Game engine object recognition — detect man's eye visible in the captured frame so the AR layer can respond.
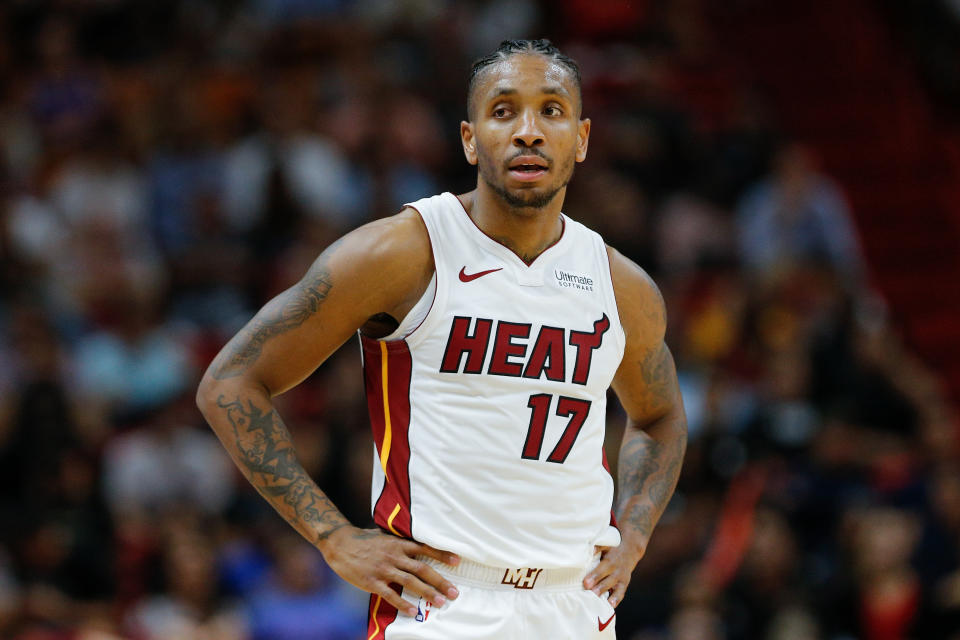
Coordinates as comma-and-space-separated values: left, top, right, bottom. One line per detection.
544, 106, 562, 116
493, 107, 510, 117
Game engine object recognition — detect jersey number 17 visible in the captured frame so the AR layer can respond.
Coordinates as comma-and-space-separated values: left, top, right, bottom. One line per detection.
521, 394, 592, 464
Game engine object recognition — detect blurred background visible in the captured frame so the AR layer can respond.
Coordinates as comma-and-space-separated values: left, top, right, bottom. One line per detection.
1, 0, 959, 638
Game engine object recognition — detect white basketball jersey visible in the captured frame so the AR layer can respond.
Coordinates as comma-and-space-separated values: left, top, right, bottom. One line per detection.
361, 192, 625, 570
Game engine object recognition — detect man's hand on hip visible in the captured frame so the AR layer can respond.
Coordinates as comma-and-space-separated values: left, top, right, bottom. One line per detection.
583, 542, 644, 608
319, 526, 461, 616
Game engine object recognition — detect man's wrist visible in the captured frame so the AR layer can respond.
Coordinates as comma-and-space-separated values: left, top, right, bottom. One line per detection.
315, 521, 351, 555
618, 528, 649, 564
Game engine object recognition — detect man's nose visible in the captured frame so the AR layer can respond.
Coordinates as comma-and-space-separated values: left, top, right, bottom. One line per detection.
512, 110, 544, 147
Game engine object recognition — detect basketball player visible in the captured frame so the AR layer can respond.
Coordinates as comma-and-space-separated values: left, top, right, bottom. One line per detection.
197, 39, 687, 639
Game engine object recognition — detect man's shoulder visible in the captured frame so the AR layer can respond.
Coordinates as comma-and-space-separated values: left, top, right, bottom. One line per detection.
605, 247, 660, 297
303, 207, 434, 307
605, 246, 666, 344
298, 207, 434, 325
346, 206, 432, 264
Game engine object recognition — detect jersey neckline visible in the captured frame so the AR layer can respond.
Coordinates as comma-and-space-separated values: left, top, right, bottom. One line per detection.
444, 191, 569, 269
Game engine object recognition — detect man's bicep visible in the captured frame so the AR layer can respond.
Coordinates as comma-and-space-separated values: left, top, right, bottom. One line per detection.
611, 340, 681, 426
607, 247, 681, 426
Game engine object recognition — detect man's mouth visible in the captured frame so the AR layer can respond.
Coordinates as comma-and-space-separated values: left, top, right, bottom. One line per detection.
511, 163, 547, 172
508, 156, 549, 181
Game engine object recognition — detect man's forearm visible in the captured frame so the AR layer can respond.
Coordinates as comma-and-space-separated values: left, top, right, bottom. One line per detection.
197, 381, 349, 544
615, 409, 687, 556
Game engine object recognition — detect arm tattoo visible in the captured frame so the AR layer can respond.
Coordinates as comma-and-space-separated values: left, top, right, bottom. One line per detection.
350, 529, 386, 540
636, 342, 673, 418
616, 342, 686, 545
215, 395, 347, 542
316, 523, 348, 542
617, 431, 684, 540
210, 251, 336, 380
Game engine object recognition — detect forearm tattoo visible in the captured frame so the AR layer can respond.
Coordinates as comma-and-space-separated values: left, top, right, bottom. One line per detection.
617, 343, 686, 542
215, 395, 347, 541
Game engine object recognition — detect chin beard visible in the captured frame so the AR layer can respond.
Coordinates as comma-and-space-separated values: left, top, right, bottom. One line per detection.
482, 174, 569, 210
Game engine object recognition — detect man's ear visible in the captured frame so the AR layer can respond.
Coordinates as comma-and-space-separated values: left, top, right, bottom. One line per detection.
461, 121, 478, 166
576, 118, 590, 163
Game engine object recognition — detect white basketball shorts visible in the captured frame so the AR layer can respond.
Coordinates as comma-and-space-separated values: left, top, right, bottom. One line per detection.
366, 555, 617, 639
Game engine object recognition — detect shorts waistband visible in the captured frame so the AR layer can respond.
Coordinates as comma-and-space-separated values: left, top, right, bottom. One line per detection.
416, 555, 597, 592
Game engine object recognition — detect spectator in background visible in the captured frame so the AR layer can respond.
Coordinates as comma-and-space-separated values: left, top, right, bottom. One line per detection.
0, 305, 116, 638
124, 526, 246, 640
0, 305, 81, 517
244, 533, 366, 640
823, 507, 925, 640
737, 143, 865, 286
69, 269, 193, 422
48, 117, 149, 244
220, 75, 363, 251
101, 395, 235, 518
655, 190, 734, 276
26, 15, 106, 151
724, 508, 812, 640
661, 565, 726, 640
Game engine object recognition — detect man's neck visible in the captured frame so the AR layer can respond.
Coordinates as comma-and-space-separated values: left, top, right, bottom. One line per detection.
458, 184, 566, 264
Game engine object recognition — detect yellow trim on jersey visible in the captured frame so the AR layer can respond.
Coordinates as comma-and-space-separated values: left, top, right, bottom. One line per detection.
368, 595, 382, 640
379, 340, 392, 481
387, 503, 402, 536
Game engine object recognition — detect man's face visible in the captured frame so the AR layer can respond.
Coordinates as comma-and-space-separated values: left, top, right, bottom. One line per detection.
462, 54, 590, 211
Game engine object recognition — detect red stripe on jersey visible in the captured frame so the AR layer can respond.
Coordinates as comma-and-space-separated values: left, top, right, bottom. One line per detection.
366, 584, 401, 640
362, 335, 414, 538
602, 448, 618, 528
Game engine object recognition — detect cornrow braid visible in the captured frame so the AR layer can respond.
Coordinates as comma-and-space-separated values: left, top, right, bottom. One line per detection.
467, 39, 582, 119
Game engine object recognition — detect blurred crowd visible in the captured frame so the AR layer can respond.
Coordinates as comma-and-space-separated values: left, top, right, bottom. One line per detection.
0, 1, 958, 639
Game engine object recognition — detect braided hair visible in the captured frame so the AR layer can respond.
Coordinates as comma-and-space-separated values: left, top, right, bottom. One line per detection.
467, 39, 582, 119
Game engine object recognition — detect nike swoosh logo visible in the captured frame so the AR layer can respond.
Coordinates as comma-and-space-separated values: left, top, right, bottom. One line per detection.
458, 266, 502, 282
598, 612, 615, 631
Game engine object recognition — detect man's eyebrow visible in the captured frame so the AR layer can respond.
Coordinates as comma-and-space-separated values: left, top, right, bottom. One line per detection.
488, 86, 572, 99
541, 85, 571, 97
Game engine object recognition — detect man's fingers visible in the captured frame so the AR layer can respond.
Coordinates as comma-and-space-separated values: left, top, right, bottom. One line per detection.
376, 584, 417, 617
583, 558, 614, 590
413, 542, 460, 567
591, 573, 619, 597
609, 582, 628, 608
400, 557, 460, 601
389, 567, 449, 608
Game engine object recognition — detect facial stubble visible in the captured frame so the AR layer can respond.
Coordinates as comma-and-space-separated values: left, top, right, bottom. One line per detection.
477, 147, 576, 211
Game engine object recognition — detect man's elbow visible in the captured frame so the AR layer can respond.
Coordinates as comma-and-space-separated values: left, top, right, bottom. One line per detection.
669, 391, 688, 423
196, 370, 271, 418
669, 401, 689, 446
195, 372, 221, 418
642, 399, 687, 440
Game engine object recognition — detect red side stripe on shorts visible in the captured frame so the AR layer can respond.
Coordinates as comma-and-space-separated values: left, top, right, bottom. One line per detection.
361, 335, 414, 538
366, 584, 402, 640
